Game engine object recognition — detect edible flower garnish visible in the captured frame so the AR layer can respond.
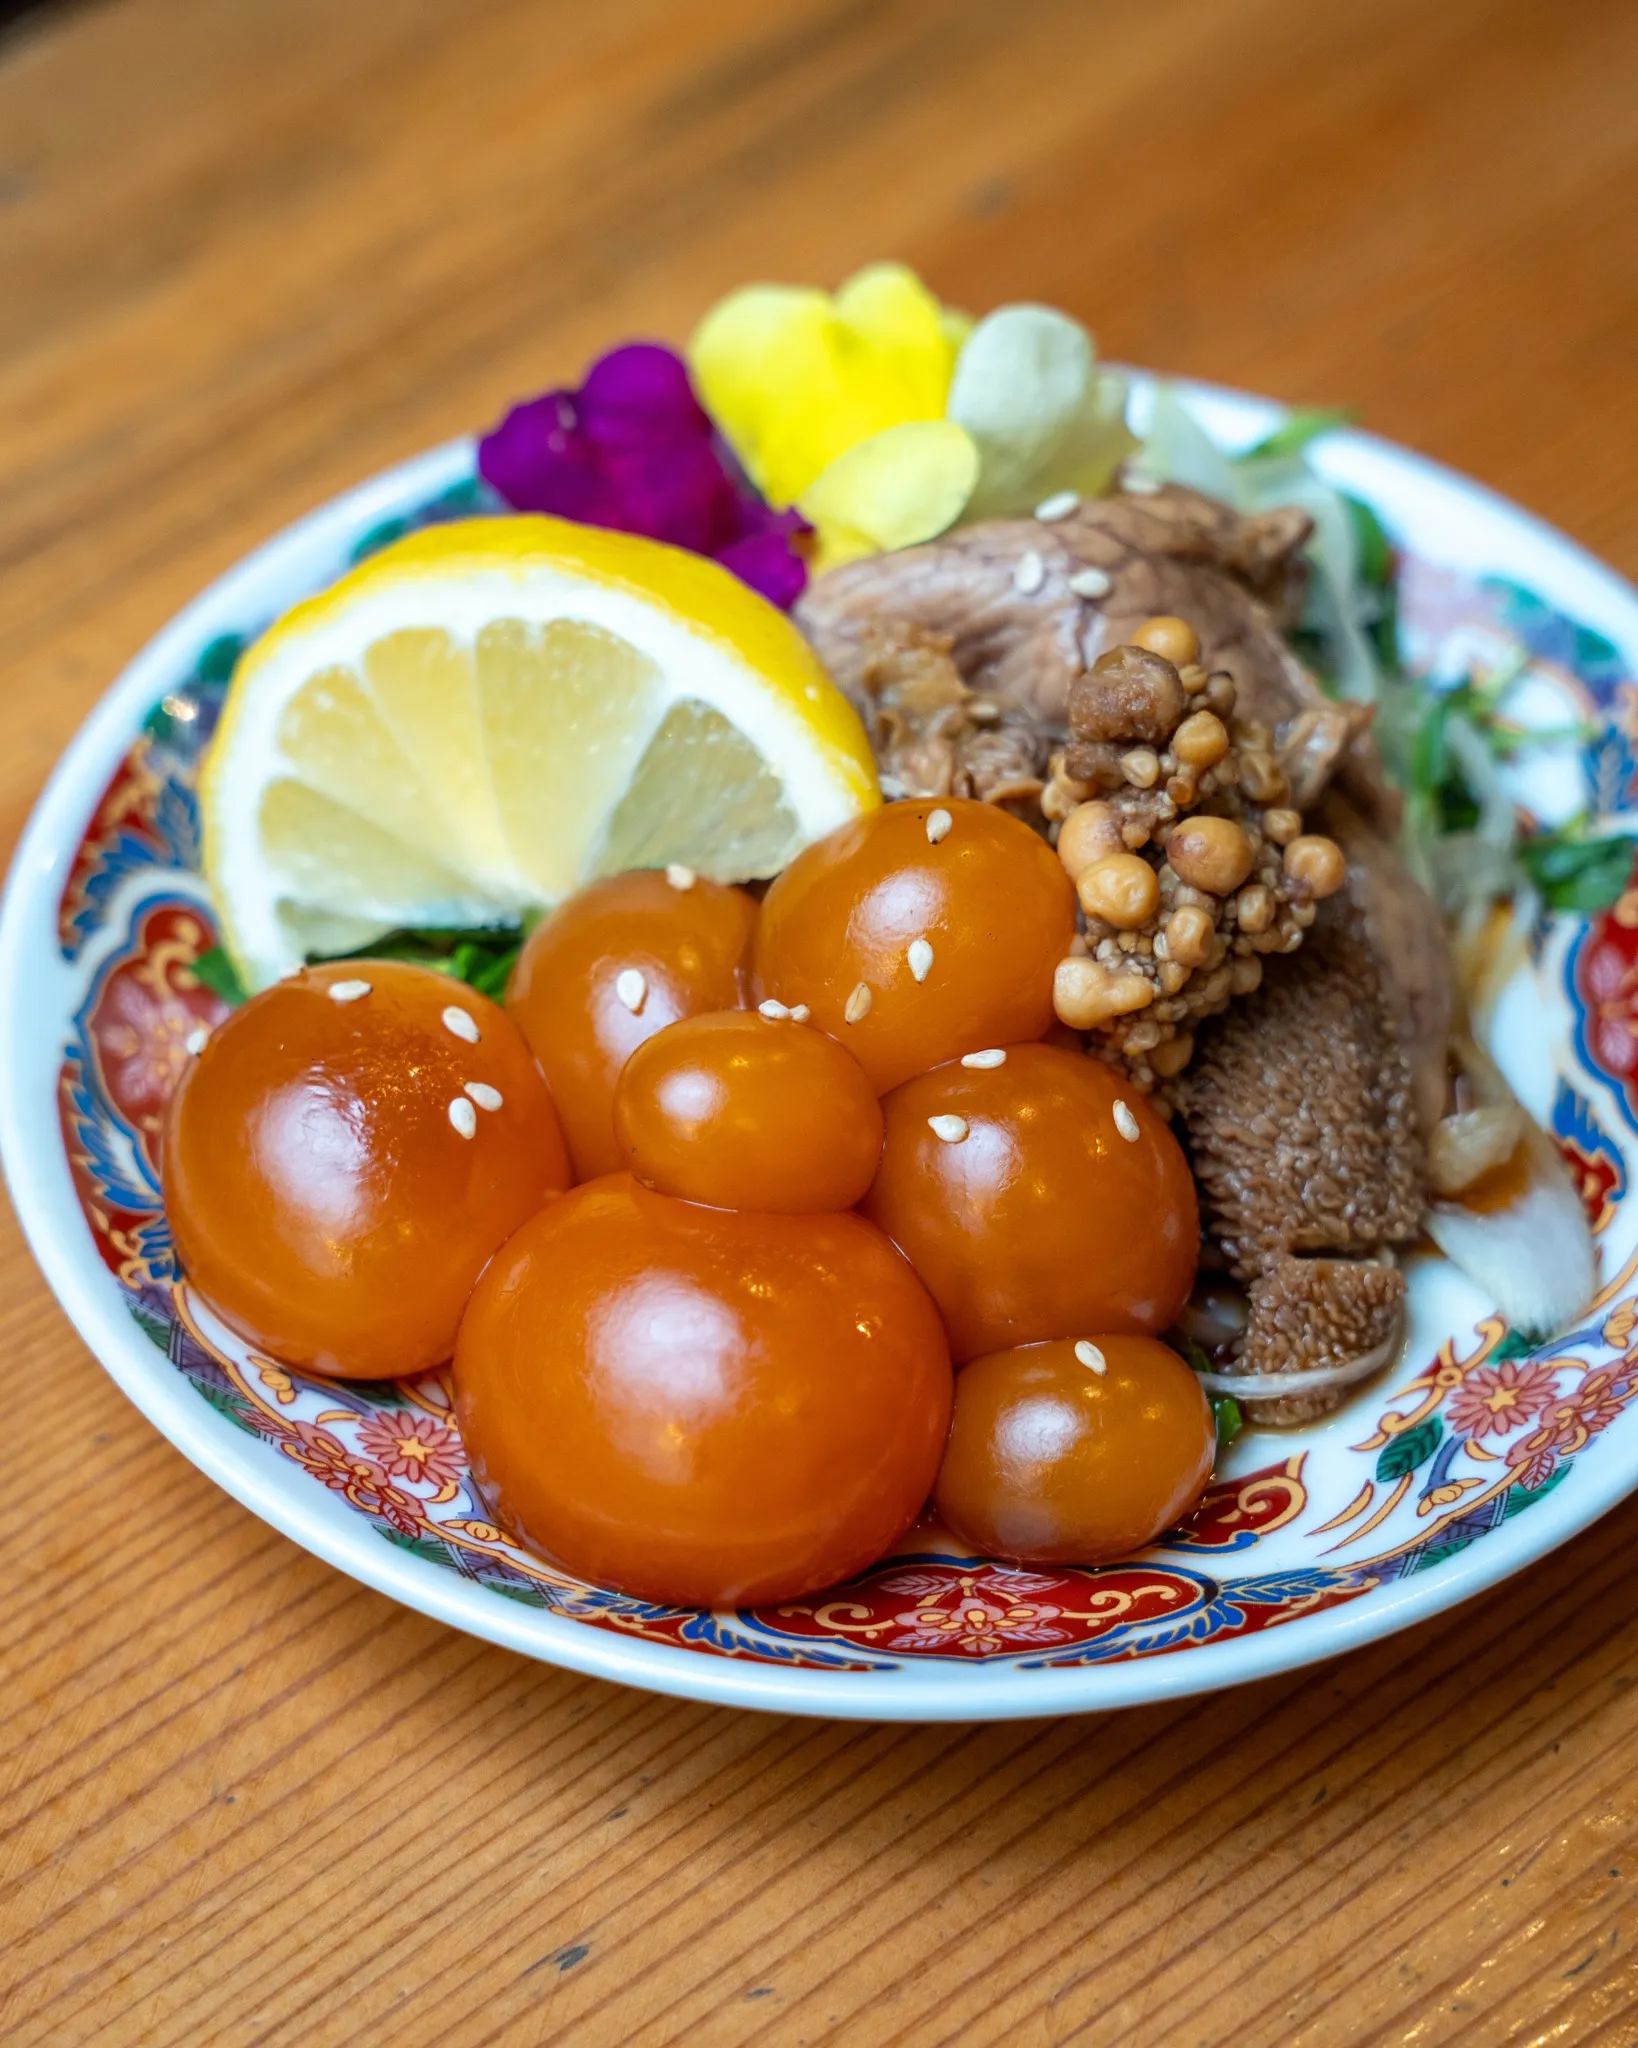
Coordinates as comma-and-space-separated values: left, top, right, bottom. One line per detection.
946, 302, 1134, 519
477, 343, 809, 608
691, 265, 1131, 569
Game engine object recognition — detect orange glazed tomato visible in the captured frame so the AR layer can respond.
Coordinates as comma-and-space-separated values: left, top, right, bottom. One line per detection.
507, 869, 757, 1179
163, 961, 570, 1380
860, 1042, 1198, 1361
934, 1335, 1214, 1564
454, 1175, 953, 1607
612, 1009, 883, 1212
749, 798, 1076, 1093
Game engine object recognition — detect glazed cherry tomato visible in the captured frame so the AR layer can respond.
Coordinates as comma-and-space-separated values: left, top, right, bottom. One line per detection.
163, 961, 571, 1380
454, 1175, 953, 1607
750, 798, 1076, 1093
507, 868, 758, 1179
861, 1041, 1198, 1361
612, 1009, 883, 1212
934, 1335, 1214, 1564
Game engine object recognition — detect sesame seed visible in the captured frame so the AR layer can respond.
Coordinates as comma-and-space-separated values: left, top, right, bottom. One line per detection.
615, 969, 647, 1014
789, 1004, 811, 1024
1074, 1340, 1108, 1375
184, 1026, 209, 1056
1034, 490, 1080, 522
961, 1048, 1007, 1069
464, 1081, 503, 1111
844, 982, 873, 1025
1124, 472, 1163, 496
925, 807, 952, 845
1113, 1098, 1141, 1142
1012, 548, 1046, 595
758, 998, 791, 1020
1069, 566, 1113, 599
442, 1005, 480, 1042
448, 1097, 478, 1140
928, 1114, 969, 1143
665, 863, 696, 891
328, 979, 371, 1003
907, 938, 934, 983
879, 774, 907, 799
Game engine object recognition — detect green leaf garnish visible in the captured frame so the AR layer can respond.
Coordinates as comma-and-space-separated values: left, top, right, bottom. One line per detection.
1243, 406, 1356, 461
308, 918, 537, 997
1518, 827, 1638, 913
193, 945, 249, 1007
1211, 1394, 1243, 1451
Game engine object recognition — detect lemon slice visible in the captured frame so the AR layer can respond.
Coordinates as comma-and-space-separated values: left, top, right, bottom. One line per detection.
201, 516, 878, 989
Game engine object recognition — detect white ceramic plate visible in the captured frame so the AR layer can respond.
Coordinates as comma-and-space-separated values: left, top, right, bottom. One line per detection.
6, 378, 1638, 1720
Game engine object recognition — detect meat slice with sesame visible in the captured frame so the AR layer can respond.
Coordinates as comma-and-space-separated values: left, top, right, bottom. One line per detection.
795, 479, 1396, 833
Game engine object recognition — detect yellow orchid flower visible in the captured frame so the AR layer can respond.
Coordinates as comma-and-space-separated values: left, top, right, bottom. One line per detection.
689, 265, 1133, 572
690, 261, 969, 507
798, 420, 980, 572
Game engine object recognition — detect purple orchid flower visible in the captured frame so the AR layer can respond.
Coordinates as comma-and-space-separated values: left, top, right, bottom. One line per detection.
477, 343, 809, 610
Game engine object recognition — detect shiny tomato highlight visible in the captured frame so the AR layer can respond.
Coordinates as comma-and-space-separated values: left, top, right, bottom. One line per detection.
934, 1335, 1215, 1563
163, 960, 570, 1379
613, 1008, 883, 1212
507, 868, 757, 1179
749, 798, 1076, 1093
453, 1175, 953, 1607
861, 1042, 1198, 1360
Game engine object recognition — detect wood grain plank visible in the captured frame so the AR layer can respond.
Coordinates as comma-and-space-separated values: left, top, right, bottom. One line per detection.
1, 0, 1636, 2042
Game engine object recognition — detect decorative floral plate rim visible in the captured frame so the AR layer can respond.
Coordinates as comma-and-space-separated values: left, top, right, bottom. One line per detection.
6, 377, 1638, 1722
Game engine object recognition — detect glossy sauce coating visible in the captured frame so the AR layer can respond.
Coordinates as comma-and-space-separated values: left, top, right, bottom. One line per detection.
861, 1042, 1199, 1361
454, 1175, 953, 1607
163, 961, 571, 1380
506, 868, 758, 1179
749, 799, 1076, 1093
934, 1335, 1215, 1563
613, 1009, 884, 1212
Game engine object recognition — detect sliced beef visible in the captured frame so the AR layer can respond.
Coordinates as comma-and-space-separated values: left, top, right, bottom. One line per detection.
795, 481, 1399, 833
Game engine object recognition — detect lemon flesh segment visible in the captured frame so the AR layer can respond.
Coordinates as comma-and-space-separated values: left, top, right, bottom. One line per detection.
477, 618, 664, 902
256, 778, 493, 924
362, 629, 513, 889
594, 700, 800, 878
202, 517, 881, 990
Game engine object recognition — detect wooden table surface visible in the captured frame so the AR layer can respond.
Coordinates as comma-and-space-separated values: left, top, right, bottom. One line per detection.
3, 1, 1638, 2041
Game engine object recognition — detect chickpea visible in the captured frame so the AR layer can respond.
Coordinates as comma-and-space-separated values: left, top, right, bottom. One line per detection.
1283, 834, 1348, 898
1078, 854, 1161, 930
1053, 957, 1155, 1030
1149, 1031, 1195, 1079
1261, 807, 1302, 846
1130, 616, 1201, 667
1120, 747, 1160, 789
1056, 800, 1124, 879
1165, 816, 1256, 896
1230, 956, 1264, 996
1164, 904, 1215, 969
1172, 710, 1229, 769
1235, 883, 1275, 934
